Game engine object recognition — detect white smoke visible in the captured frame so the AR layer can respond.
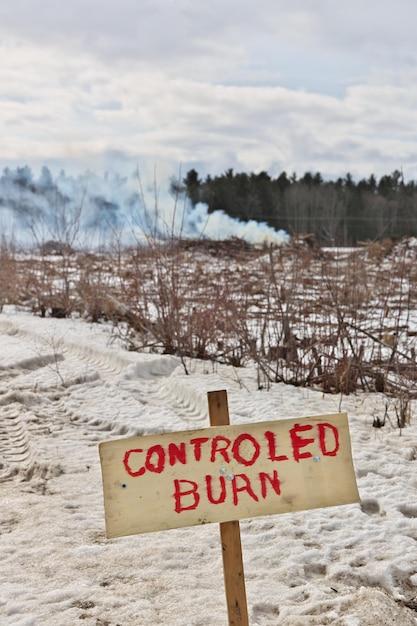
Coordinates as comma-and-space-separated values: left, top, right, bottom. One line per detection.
0, 166, 289, 247
185, 203, 289, 245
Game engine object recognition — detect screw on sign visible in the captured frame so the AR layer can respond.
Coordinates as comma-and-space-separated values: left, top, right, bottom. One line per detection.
99, 390, 359, 626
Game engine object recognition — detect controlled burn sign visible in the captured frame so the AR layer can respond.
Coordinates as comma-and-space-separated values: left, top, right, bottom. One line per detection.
99, 412, 359, 538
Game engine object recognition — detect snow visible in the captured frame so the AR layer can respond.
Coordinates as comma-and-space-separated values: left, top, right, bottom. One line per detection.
1, 308, 417, 625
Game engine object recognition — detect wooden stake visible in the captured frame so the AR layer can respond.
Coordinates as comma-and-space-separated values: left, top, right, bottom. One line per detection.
207, 390, 249, 626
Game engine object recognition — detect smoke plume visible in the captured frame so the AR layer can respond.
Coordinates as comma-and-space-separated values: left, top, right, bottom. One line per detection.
0, 166, 289, 246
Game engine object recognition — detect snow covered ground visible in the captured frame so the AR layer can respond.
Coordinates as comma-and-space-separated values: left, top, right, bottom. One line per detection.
1, 308, 417, 625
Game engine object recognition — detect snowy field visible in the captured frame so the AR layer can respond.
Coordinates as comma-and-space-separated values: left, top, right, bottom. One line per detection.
1, 308, 417, 625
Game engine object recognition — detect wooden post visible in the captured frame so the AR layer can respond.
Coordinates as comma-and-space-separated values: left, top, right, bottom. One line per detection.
207, 390, 249, 626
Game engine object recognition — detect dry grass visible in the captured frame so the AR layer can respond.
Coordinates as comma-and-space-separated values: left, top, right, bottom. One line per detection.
4, 237, 417, 415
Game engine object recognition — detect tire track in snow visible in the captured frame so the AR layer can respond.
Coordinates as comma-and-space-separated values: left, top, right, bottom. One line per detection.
0, 314, 275, 477
0, 403, 34, 481
0, 399, 65, 483
0, 315, 272, 445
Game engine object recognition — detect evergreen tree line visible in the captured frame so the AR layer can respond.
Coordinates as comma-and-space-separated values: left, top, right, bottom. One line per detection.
178, 168, 417, 244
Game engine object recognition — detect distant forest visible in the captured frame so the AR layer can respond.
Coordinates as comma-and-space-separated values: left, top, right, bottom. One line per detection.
177, 168, 417, 244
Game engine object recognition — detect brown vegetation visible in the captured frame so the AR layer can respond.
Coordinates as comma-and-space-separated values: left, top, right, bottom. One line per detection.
3, 237, 417, 416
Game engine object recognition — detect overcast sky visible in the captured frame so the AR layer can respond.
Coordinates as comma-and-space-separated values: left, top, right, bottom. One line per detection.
1, 1, 416, 179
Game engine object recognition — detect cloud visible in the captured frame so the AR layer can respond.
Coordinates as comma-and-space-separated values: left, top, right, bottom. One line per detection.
0, 2, 416, 178
1, 1, 417, 84
0, 1, 247, 80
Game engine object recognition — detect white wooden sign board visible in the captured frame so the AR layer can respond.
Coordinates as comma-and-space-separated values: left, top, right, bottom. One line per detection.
99, 412, 359, 538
